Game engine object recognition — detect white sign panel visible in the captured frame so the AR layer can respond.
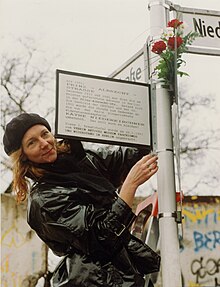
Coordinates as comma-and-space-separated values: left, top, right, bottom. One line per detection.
175, 6, 220, 55
109, 46, 147, 83
56, 70, 151, 148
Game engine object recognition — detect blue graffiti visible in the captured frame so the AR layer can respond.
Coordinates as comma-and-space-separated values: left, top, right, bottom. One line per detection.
194, 231, 220, 252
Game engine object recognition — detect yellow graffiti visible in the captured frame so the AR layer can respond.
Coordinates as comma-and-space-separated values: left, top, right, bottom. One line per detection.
1, 272, 22, 287
182, 208, 220, 223
1, 223, 26, 248
1, 255, 9, 273
188, 281, 202, 287
1, 255, 26, 287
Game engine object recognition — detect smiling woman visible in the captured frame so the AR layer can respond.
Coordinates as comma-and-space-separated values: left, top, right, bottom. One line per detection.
22, 125, 57, 164
3, 113, 52, 156
3, 112, 160, 287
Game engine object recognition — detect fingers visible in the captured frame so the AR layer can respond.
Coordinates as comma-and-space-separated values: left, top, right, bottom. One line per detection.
124, 153, 158, 189
140, 153, 158, 166
140, 153, 158, 176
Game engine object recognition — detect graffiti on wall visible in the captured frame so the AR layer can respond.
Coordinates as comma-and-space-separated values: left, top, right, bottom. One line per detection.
1, 194, 46, 287
191, 257, 220, 285
181, 197, 220, 287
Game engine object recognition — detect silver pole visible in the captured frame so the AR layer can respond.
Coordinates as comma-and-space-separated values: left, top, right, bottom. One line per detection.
148, 0, 182, 286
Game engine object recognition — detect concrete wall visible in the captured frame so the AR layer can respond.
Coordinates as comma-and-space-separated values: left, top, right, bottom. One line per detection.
134, 195, 220, 287
1, 193, 219, 287
180, 196, 220, 287
1, 194, 47, 287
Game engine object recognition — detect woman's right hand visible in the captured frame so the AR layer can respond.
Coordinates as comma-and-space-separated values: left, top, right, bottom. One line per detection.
119, 154, 158, 207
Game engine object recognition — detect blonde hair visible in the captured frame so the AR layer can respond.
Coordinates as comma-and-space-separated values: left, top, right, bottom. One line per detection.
10, 140, 70, 203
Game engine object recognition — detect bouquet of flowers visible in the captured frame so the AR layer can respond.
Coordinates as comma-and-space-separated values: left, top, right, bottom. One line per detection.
151, 19, 199, 87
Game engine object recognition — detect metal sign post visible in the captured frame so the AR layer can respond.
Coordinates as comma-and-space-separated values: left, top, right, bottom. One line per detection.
148, 0, 182, 286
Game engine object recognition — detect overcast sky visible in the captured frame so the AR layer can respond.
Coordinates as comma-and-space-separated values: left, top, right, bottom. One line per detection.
0, 0, 219, 76
0, 0, 220, 195
0, 0, 219, 110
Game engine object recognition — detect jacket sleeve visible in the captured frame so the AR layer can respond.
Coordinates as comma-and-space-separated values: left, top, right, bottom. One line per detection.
28, 185, 136, 259
66, 138, 150, 187
84, 144, 150, 187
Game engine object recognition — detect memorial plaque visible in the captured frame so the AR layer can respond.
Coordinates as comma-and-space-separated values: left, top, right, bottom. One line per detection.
55, 69, 152, 148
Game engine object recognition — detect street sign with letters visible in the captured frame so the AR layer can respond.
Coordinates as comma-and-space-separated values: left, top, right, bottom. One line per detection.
172, 5, 220, 56
109, 45, 149, 82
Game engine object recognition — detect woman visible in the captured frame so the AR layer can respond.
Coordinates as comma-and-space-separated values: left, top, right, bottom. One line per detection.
3, 113, 160, 287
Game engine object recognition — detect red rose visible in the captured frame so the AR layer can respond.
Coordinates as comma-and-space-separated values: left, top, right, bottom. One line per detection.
168, 19, 183, 28
152, 40, 166, 54
167, 36, 183, 50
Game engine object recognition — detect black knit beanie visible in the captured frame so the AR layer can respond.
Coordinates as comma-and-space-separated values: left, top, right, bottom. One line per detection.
3, 113, 51, 155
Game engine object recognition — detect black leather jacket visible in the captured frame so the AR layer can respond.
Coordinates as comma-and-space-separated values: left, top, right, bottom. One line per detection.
27, 141, 160, 287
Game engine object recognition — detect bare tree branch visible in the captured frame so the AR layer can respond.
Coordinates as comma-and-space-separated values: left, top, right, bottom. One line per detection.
1, 38, 57, 192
